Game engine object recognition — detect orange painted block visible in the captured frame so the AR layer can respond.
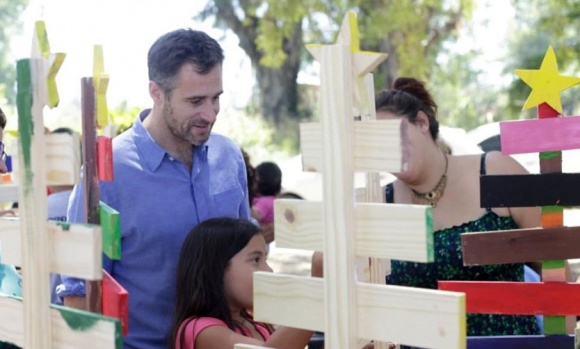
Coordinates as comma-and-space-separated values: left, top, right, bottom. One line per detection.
102, 270, 128, 335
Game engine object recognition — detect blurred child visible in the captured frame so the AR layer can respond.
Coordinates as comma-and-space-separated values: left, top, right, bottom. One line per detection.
170, 217, 320, 349
251, 162, 282, 244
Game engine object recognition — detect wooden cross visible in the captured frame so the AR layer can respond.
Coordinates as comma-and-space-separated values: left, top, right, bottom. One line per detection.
440, 45, 580, 348
0, 21, 122, 348
238, 11, 466, 349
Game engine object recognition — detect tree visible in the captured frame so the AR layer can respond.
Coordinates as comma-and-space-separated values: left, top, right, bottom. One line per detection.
198, 0, 474, 126
0, 0, 27, 104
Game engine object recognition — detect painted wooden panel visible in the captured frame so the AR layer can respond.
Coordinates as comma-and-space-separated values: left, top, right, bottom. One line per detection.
254, 272, 466, 349
499, 116, 580, 155
480, 173, 580, 207
0, 295, 122, 348
99, 201, 120, 260
97, 136, 113, 181
102, 270, 128, 336
300, 119, 403, 173
467, 335, 573, 349
274, 199, 433, 262
438, 281, 580, 315
461, 226, 580, 265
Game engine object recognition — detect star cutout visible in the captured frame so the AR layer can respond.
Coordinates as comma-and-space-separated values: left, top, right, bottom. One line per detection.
32, 21, 66, 109
306, 11, 387, 116
93, 45, 110, 127
515, 46, 580, 113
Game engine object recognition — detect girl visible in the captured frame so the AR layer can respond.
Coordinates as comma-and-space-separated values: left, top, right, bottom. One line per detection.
171, 217, 319, 349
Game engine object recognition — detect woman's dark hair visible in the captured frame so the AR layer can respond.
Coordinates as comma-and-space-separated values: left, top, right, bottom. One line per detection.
375, 77, 439, 140
170, 217, 266, 349
241, 148, 256, 206
0, 107, 6, 129
255, 162, 282, 196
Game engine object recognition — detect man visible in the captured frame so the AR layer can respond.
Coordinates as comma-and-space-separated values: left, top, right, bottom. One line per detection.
57, 29, 252, 349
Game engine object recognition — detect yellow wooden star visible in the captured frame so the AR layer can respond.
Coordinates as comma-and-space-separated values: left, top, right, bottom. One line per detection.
306, 11, 387, 116
32, 21, 66, 109
93, 45, 110, 127
515, 46, 580, 112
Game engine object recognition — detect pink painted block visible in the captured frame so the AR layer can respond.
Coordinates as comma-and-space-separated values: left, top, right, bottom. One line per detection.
500, 116, 580, 155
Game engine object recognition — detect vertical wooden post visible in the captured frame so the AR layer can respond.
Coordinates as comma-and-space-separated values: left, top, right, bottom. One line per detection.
81, 77, 102, 313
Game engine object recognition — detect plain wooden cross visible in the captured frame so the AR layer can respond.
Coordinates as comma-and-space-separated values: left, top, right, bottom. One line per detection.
440, 45, 580, 348
237, 11, 467, 349
0, 21, 122, 349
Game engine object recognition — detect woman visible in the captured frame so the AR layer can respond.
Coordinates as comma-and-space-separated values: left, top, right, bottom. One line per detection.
378, 78, 540, 336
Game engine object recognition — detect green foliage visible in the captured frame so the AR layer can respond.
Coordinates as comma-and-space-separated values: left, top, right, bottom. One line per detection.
109, 102, 141, 134
0, 0, 26, 104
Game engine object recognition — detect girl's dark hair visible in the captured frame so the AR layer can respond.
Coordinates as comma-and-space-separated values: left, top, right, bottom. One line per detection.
170, 217, 267, 349
255, 162, 282, 196
241, 149, 256, 206
375, 77, 439, 140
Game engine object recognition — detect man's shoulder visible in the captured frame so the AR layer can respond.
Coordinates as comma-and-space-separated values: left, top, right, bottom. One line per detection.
208, 133, 239, 149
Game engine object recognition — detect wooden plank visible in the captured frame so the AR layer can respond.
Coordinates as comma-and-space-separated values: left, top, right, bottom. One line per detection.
0, 183, 19, 203
17, 56, 52, 349
99, 201, 121, 260
467, 335, 573, 349
461, 226, 580, 265
438, 281, 580, 315
480, 173, 580, 207
300, 119, 403, 173
253, 272, 466, 349
102, 271, 128, 336
499, 116, 580, 155
0, 295, 122, 349
97, 136, 113, 181
0, 218, 102, 280
81, 76, 102, 313
274, 199, 433, 262
10, 133, 80, 186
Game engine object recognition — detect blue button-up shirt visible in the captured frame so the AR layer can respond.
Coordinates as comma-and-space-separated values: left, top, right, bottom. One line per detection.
59, 110, 251, 349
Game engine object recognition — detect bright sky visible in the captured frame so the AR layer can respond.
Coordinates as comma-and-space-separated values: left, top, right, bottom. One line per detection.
10, 0, 253, 129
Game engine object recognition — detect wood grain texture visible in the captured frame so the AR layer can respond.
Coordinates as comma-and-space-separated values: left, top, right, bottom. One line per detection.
0, 218, 102, 279
300, 119, 403, 173
253, 272, 466, 349
0, 295, 122, 349
480, 173, 580, 207
274, 199, 433, 262
461, 226, 580, 265
499, 116, 580, 155
438, 281, 580, 315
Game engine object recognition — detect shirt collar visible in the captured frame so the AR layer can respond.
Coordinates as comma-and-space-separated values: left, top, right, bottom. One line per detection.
133, 109, 209, 172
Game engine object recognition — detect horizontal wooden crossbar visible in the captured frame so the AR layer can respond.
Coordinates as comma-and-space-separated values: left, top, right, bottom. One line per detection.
0, 295, 122, 348
0, 217, 102, 280
438, 281, 580, 315
254, 273, 466, 349
274, 199, 434, 262
300, 119, 403, 173
461, 226, 580, 265
480, 173, 580, 207
500, 116, 580, 155
467, 335, 573, 349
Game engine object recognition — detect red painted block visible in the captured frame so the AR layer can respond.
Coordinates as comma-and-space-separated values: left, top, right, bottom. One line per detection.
97, 136, 113, 181
438, 281, 580, 315
102, 270, 128, 335
499, 116, 580, 155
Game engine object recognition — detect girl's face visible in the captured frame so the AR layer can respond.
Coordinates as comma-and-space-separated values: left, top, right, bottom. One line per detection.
223, 234, 272, 312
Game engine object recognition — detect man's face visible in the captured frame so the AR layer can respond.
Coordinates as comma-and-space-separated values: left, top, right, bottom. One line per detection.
161, 63, 223, 146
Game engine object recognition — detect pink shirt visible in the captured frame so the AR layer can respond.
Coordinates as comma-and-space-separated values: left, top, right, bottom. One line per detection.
252, 196, 276, 224
176, 317, 271, 349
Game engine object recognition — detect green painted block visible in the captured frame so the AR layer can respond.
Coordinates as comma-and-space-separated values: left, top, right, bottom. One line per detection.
541, 205, 564, 214
425, 206, 434, 262
544, 315, 566, 335
99, 201, 121, 260
543, 259, 566, 269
